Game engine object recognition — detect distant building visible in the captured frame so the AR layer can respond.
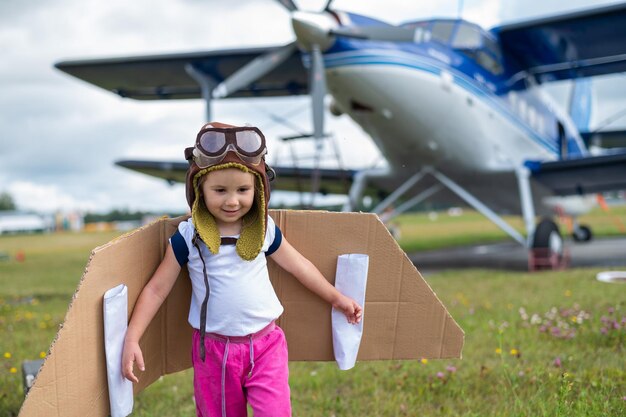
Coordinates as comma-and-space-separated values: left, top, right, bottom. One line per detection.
0, 211, 53, 234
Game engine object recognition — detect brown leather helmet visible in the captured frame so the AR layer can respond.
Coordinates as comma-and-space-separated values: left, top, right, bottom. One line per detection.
184, 122, 275, 260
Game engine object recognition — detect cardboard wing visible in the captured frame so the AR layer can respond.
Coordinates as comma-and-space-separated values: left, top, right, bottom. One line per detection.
19, 210, 463, 417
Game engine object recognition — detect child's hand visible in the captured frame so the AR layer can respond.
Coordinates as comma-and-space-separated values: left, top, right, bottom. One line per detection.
334, 295, 363, 324
122, 339, 145, 383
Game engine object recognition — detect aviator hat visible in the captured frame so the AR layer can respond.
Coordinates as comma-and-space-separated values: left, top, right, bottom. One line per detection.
184, 121, 274, 260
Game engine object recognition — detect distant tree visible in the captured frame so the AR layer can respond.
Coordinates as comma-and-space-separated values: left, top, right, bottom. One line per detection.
0, 192, 16, 211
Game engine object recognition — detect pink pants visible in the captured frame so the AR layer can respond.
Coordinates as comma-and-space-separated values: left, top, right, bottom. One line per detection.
191, 322, 291, 417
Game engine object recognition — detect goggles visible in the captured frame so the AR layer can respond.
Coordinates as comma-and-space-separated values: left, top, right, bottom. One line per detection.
192, 126, 267, 167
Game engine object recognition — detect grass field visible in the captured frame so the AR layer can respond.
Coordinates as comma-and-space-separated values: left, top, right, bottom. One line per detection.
1, 209, 625, 416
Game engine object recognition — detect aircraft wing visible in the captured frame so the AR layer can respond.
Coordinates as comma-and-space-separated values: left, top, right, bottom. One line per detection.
525, 153, 626, 195
115, 160, 359, 195
493, 3, 626, 82
55, 46, 308, 100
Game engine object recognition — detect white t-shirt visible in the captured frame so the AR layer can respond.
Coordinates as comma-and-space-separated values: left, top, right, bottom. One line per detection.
170, 216, 284, 336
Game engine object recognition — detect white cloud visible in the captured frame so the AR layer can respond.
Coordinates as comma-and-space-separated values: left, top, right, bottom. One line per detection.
9, 181, 99, 213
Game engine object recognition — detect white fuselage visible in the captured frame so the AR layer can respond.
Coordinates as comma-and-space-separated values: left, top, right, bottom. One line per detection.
324, 50, 584, 215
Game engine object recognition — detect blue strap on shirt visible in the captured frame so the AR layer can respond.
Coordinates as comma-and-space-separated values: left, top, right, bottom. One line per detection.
266, 226, 282, 256
170, 228, 189, 266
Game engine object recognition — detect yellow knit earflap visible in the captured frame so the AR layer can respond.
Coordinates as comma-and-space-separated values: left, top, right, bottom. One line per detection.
192, 163, 266, 260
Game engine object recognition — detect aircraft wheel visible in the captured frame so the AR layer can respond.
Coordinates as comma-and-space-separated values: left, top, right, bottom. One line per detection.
531, 218, 564, 270
572, 224, 593, 242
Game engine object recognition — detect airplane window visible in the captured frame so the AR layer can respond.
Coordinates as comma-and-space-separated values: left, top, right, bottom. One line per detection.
538, 116, 545, 135
519, 100, 528, 122
528, 107, 537, 129
413, 27, 432, 43
482, 36, 503, 62
476, 50, 504, 75
452, 23, 482, 49
401, 21, 432, 44
431, 21, 456, 44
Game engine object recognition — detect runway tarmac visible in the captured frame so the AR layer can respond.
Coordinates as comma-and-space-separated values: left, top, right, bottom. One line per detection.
409, 236, 626, 273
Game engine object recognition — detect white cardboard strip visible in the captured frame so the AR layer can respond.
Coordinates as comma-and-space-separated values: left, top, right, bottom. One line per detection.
103, 284, 133, 417
332, 254, 369, 370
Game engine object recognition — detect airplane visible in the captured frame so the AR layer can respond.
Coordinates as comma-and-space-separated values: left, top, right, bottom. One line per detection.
54, 0, 626, 268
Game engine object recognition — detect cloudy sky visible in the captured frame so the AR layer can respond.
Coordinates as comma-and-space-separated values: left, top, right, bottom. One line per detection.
1, 0, 624, 214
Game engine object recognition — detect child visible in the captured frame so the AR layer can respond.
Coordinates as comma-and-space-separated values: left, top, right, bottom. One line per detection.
121, 121, 362, 417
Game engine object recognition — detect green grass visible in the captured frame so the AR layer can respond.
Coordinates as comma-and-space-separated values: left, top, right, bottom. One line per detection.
1, 213, 625, 416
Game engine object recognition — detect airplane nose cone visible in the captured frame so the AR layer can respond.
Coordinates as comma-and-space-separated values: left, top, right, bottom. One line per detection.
291, 11, 336, 51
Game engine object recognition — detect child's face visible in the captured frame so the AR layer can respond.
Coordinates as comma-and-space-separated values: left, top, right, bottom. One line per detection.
200, 168, 255, 229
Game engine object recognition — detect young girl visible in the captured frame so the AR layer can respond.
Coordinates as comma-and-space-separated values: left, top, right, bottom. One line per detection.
121, 121, 362, 417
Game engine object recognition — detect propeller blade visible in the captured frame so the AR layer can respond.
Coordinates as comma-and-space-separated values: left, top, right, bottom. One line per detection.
330, 25, 416, 42
212, 42, 298, 99
274, 0, 298, 12
310, 44, 326, 140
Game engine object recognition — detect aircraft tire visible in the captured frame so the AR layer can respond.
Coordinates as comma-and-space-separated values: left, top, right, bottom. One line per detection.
531, 218, 564, 269
572, 224, 593, 243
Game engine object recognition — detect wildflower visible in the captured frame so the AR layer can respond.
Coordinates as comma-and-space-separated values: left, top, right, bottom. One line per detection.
510, 348, 521, 358
546, 307, 558, 320
519, 307, 529, 321
530, 313, 541, 325
420, 358, 428, 365
446, 365, 457, 373
9, 367, 17, 374
495, 348, 502, 355
564, 290, 572, 297
3, 352, 11, 359
39, 351, 46, 359
553, 357, 562, 368
436, 371, 445, 379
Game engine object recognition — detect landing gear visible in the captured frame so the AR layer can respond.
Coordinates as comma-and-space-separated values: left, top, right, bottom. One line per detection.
572, 224, 593, 242
529, 218, 568, 270
344, 165, 570, 271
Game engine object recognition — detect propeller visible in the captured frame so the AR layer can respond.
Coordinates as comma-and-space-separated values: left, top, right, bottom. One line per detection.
310, 44, 326, 141
212, 0, 413, 205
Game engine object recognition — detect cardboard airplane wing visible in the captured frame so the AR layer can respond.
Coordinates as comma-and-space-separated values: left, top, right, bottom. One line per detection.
18, 210, 463, 417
